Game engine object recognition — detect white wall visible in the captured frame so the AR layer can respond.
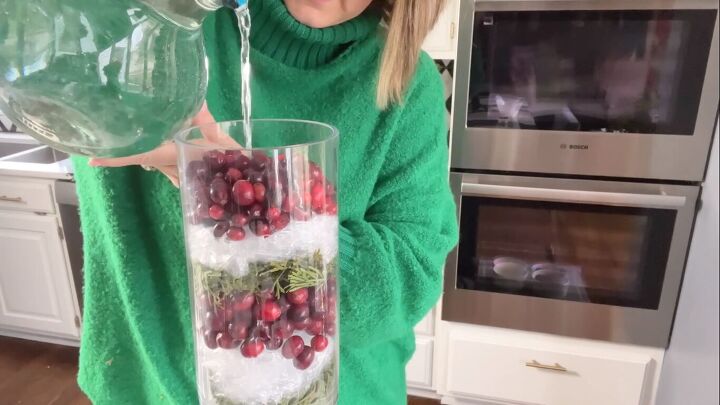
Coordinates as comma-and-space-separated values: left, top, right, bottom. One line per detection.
656, 123, 719, 405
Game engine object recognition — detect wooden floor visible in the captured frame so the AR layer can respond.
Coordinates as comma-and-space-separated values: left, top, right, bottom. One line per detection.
0, 336, 90, 405
0, 336, 439, 405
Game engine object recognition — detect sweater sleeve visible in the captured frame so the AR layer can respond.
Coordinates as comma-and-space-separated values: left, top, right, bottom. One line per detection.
338, 57, 459, 347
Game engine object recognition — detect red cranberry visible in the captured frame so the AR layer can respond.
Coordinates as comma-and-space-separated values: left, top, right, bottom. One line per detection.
293, 318, 311, 331
188, 160, 209, 180
265, 334, 283, 351
294, 346, 315, 370
224, 150, 247, 170
203, 330, 219, 349
272, 319, 294, 340
309, 163, 323, 181
248, 203, 264, 220
271, 213, 290, 232
232, 310, 252, 328
325, 183, 336, 198
325, 321, 336, 336
287, 288, 308, 305
203, 150, 226, 172
229, 323, 248, 340
282, 335, 305, 359
209, 178, 229, 205
307, 319, 324, 336
232, 180, 255, 206
204, 311, 224, 332
310, 182, 326, 211
287, 304, 309, 323
326, 200, 338, 215
251, 322, 272, 342
266, 207, 281, 222
208, 204, 225, 220
324, 306, 337, 322
309, 291, 327, 313
327, 277, 337, 296
223, 300, 234, 321
251, 151, 270, 170
216, 331, 237, 349
226, 226, 246, 241
253, 183, 266, 203
196, 199, 210, 220
249, 220, 271, 237
292, 207, 311, 221
228, 152, 251, 171
245, 169, 265, 184
225, 167, 243, 184
311, 335, 329, 352
281, 196, 295, 213
278, 296, 291, 313
240, 339, 265, 358
261, 300, 282, 322
231, 213, 250, 227
213, 221, 230, 238
231, 292, 255, 312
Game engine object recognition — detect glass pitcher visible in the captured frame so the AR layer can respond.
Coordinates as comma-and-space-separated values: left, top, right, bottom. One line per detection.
0, 0, 245, 157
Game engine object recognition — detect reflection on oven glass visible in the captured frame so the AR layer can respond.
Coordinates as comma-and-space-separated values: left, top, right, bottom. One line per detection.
467, 10, 717, 135
457, 197, 676, 309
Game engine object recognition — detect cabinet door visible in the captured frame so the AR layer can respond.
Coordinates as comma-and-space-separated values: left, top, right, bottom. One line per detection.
0, 211, 79, 338
407, 336, 434, 388
422, 0, 459, 59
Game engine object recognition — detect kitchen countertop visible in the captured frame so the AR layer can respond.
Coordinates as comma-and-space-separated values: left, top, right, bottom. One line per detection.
0, 133, 74, 180
0, 158, 74, 180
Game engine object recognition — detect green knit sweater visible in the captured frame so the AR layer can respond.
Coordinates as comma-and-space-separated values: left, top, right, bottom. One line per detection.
74, 1, 458, 404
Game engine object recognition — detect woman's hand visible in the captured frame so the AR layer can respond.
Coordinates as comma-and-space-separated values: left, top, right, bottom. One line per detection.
89, 103, 229, 187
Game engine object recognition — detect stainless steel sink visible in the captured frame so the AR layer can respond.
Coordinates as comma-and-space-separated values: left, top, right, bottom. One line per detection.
2, 145, 69, 164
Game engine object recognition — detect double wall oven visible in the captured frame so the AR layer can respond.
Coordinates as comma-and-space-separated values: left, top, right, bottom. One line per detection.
443, 0, 719, 347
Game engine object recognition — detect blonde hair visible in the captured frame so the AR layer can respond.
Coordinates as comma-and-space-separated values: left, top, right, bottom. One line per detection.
376, 0, 447, 109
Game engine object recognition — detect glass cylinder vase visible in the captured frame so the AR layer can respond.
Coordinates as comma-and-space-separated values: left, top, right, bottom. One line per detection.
176, 120, 339, 405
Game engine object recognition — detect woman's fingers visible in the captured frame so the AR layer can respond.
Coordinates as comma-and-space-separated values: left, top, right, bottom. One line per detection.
157, 165, 180, 188
192, 102, 242, 149
89, 142, 178, 168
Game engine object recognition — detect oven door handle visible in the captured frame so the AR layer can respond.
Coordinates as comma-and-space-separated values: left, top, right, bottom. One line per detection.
460, 183, 687, 209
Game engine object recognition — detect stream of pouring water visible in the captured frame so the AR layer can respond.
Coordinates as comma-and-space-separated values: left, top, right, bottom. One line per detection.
236, 8, 253, 148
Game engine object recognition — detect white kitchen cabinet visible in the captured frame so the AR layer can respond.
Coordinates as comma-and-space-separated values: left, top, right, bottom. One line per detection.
408, 306, 441, 397
0, 175, 80, 344
423, 0, 460, 60
408, 336, 435, 388
0, 210, 79, 339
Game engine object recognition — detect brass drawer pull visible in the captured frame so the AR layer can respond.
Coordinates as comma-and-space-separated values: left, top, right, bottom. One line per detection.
525, 360, 568, 372
0, 195, 26, 203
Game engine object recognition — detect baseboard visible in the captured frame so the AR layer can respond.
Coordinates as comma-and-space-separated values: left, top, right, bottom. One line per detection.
409, 386, 443, 399
0, 329, 80, 347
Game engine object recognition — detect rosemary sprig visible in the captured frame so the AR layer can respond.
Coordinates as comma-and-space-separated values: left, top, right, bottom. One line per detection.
195, 251, 335, 301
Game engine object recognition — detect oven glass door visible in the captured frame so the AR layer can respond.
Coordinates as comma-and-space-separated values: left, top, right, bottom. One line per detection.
456, 186, 678, 309
467, 9, 717, 135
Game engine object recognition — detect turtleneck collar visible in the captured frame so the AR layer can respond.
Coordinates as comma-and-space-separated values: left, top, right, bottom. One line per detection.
247, 0, 380, 69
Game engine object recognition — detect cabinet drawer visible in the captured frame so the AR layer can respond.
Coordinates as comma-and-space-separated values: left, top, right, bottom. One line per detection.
446, 336, 651, 405
407, 337, 434, 388
414, 310, 435, 335
0, 179, 55, 213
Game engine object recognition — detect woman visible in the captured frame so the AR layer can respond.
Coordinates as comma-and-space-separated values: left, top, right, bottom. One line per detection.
77, 0, 458, 403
